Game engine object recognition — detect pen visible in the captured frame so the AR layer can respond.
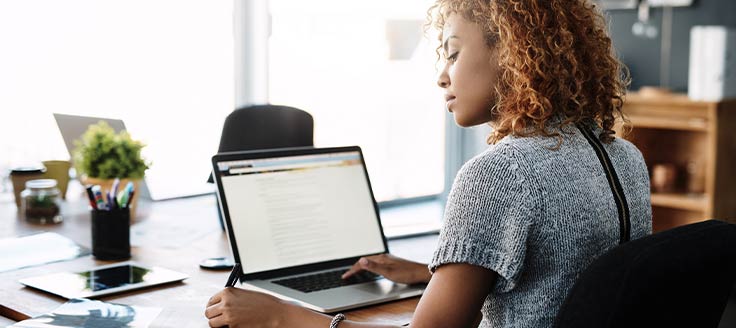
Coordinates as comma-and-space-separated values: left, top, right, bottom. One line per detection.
85, 185, 97, 210
126, 183, 135, 208
126, 190, 135, 208
92, 185, 107, 211
118, 182, 134, 208
110, 191, 118, 209
225, 263, 242, 287
106, 191, 114, 210
111, 178, 120, 199
116, 188, 126, 208
111, 178, 120, 209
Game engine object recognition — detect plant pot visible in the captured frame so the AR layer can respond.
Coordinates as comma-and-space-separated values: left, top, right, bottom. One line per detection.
82, 177, 141, 220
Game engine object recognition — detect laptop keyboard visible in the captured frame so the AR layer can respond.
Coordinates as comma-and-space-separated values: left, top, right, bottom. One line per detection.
272, 269, 382, 293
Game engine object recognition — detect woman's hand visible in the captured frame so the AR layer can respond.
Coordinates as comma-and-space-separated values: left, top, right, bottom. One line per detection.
341, 253, 431, 285
205, 287, 296, 328
205, 288, 404, 328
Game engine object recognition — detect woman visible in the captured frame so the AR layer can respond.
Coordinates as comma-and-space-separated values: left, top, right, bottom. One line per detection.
205, 0, 652, 327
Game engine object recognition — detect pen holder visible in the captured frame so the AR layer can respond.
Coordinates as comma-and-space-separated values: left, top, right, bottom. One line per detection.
91, 208, 131, 261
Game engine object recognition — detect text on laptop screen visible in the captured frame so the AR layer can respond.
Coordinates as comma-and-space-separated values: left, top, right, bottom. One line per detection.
217, 151, 386, 274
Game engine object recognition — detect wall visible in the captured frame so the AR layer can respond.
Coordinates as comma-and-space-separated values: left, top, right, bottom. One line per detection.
454, 1, 736, 174
606, 0, 736, 91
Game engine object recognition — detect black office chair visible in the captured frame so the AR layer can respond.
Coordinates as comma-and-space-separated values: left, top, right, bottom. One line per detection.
207, 104, 314, 183
554, 220, 736, 328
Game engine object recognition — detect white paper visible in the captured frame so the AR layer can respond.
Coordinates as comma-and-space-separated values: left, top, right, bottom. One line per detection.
10, 298, 161, 328
0, 232, 89, 273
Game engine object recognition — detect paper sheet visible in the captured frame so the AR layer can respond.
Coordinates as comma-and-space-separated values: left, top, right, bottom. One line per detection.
10, 298, 161, 328
0, 232, 89, 273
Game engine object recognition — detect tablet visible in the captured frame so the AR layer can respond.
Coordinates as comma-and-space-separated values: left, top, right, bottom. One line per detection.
19, 261, 188, 299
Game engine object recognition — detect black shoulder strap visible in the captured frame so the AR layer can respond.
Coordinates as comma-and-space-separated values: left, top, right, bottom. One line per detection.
576, 124, 631, 244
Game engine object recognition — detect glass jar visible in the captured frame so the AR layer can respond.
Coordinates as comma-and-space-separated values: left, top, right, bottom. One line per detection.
21, 179, 63, 224
10, 166, 46, 209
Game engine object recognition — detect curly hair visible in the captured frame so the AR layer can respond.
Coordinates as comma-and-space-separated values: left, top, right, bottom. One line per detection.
427, 0, 630, 144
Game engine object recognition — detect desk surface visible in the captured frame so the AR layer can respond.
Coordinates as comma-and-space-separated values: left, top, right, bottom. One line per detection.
0, 188, 438, 327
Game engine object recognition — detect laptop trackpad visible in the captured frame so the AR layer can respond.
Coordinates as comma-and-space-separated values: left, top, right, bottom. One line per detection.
356, 279, 409, 295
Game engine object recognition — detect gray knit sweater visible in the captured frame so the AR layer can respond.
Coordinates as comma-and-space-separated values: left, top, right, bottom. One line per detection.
428, 123, 652, 327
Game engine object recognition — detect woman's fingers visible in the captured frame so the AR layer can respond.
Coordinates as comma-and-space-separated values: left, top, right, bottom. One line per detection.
204, 287, 292, 327
207, 291, 223, 307
342, 257, 377, 279
207, 312, 228, 328
343, 254, 432, 284
341, 259, 364, 279
342, 256, 390, 279
360, 257, 379, 271
204, 303, 223, 319
205, 301, 227, 327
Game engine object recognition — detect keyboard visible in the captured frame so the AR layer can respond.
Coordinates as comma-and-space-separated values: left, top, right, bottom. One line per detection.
272, 269, 382, 293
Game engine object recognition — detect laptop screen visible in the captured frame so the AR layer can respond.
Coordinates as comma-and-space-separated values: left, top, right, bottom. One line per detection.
216, 150, 386, 274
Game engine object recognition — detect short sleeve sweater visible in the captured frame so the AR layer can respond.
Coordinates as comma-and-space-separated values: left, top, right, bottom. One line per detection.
428, 124, 652, 327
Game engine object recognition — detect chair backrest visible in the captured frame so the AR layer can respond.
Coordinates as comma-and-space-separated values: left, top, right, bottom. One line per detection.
207, 105, 314, 183
218, 104, 314, 152
554, 220, 736, 328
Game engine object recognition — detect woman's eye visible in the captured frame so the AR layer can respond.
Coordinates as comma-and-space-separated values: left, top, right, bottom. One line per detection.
447, 52, 459, 63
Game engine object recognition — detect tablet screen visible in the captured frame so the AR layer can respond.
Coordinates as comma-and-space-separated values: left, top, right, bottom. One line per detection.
82, 264, 151, 291
19, 262, 188, 299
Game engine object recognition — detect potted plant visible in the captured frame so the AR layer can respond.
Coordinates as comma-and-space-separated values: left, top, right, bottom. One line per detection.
73, 121, 150, 218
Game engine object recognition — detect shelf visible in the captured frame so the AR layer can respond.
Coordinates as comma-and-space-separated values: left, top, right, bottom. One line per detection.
650, 192, 707, 212
622, 93, 736, 231
629, 115, 708, 132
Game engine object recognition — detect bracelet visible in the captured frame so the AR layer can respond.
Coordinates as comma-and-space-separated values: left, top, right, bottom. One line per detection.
330, 313, 346, 328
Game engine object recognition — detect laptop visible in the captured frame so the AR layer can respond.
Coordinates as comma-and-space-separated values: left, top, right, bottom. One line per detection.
211, 146, 426, 313
53, 113, 128, 158
52, 113, 158, 199
53, 113, 214, 200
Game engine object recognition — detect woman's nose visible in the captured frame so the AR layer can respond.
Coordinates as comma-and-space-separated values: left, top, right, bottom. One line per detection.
437, 73, 450, 88
437, 62, 450, 88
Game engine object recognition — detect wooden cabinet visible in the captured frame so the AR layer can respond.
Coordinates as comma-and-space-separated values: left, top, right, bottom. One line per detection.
619, 93, 736, 232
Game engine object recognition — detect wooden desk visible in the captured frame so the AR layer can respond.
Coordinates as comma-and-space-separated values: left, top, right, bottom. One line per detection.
0, 189, 438, 327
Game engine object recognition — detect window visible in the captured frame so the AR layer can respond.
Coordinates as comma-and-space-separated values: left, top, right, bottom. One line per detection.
0, 0, 234, 199
268, 0, 446, 202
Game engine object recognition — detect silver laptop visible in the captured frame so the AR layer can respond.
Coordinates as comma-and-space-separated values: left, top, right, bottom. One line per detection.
53, 113, 214, 200
211, 146, 425, 313
52, 113, 158, 199
53, 113, 128, 157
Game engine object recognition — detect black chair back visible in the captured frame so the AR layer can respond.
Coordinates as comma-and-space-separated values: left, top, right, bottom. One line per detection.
207, 104, 314, 183
217, 104, 314, 153
554, 220, 736, 328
